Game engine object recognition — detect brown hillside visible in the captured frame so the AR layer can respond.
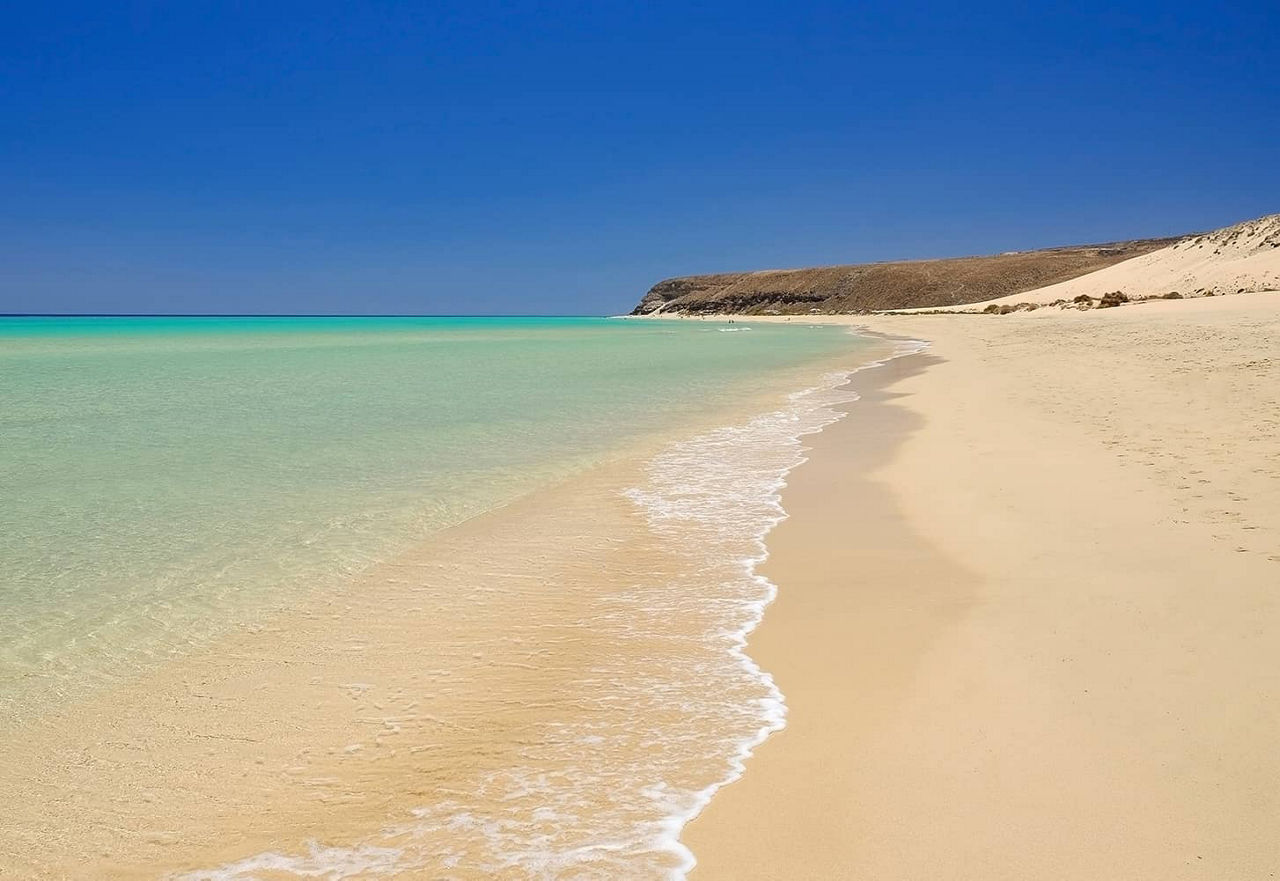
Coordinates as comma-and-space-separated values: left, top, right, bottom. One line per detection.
631, 237, 1180, 315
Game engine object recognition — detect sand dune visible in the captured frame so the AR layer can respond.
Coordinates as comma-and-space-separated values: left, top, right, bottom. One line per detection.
947, 213, 1280, 310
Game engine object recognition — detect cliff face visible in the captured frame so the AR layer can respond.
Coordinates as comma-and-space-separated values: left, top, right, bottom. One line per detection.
631, 237, 1180, 315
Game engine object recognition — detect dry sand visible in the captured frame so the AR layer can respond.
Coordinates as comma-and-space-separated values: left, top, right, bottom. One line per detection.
684, 291, 1280, 879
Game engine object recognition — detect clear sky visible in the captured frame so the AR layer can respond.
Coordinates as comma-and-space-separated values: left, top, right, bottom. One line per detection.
2, 1, 1277, 315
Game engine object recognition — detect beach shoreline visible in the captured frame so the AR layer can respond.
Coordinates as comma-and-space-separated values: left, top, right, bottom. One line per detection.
0, 327, 901, 879
680, 292, 1280, 879
5, 295, 1278, 878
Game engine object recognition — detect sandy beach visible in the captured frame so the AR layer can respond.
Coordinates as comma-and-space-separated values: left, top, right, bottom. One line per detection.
2, 295, 1275, 879
6, 3, 1275, 875
684, 291, 1280, 878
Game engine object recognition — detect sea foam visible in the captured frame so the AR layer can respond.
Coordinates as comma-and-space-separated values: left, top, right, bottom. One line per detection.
622, 335, 928, 875
176, 335, 927, 880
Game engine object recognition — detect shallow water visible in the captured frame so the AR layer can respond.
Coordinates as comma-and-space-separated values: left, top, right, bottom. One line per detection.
0, 316, 907, 879
0, 316, 861, 719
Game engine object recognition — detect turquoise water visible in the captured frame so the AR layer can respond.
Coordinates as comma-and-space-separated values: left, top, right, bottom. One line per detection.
0, 316, 862, 717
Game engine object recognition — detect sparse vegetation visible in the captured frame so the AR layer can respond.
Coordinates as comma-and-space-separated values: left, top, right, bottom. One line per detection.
633, 237, 1178, 315
982, 302, 1040, 316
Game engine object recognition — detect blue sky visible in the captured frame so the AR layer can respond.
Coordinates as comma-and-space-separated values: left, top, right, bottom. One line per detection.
2, 0, 1277, 315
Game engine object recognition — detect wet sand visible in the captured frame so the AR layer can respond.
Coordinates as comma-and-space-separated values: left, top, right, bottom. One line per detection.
685, 292, 1280, 878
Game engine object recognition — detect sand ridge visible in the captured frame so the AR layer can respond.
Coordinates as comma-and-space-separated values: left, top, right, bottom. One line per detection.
921, 213, 1280, 311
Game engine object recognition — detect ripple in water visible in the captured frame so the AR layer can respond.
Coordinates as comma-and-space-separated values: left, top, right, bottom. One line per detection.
179, 341, 926, 880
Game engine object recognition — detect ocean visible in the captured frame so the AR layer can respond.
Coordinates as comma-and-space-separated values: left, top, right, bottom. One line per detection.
0, 315, 898, 878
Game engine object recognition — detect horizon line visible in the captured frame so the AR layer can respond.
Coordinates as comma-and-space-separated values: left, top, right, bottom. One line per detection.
0, 312, 613, 319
